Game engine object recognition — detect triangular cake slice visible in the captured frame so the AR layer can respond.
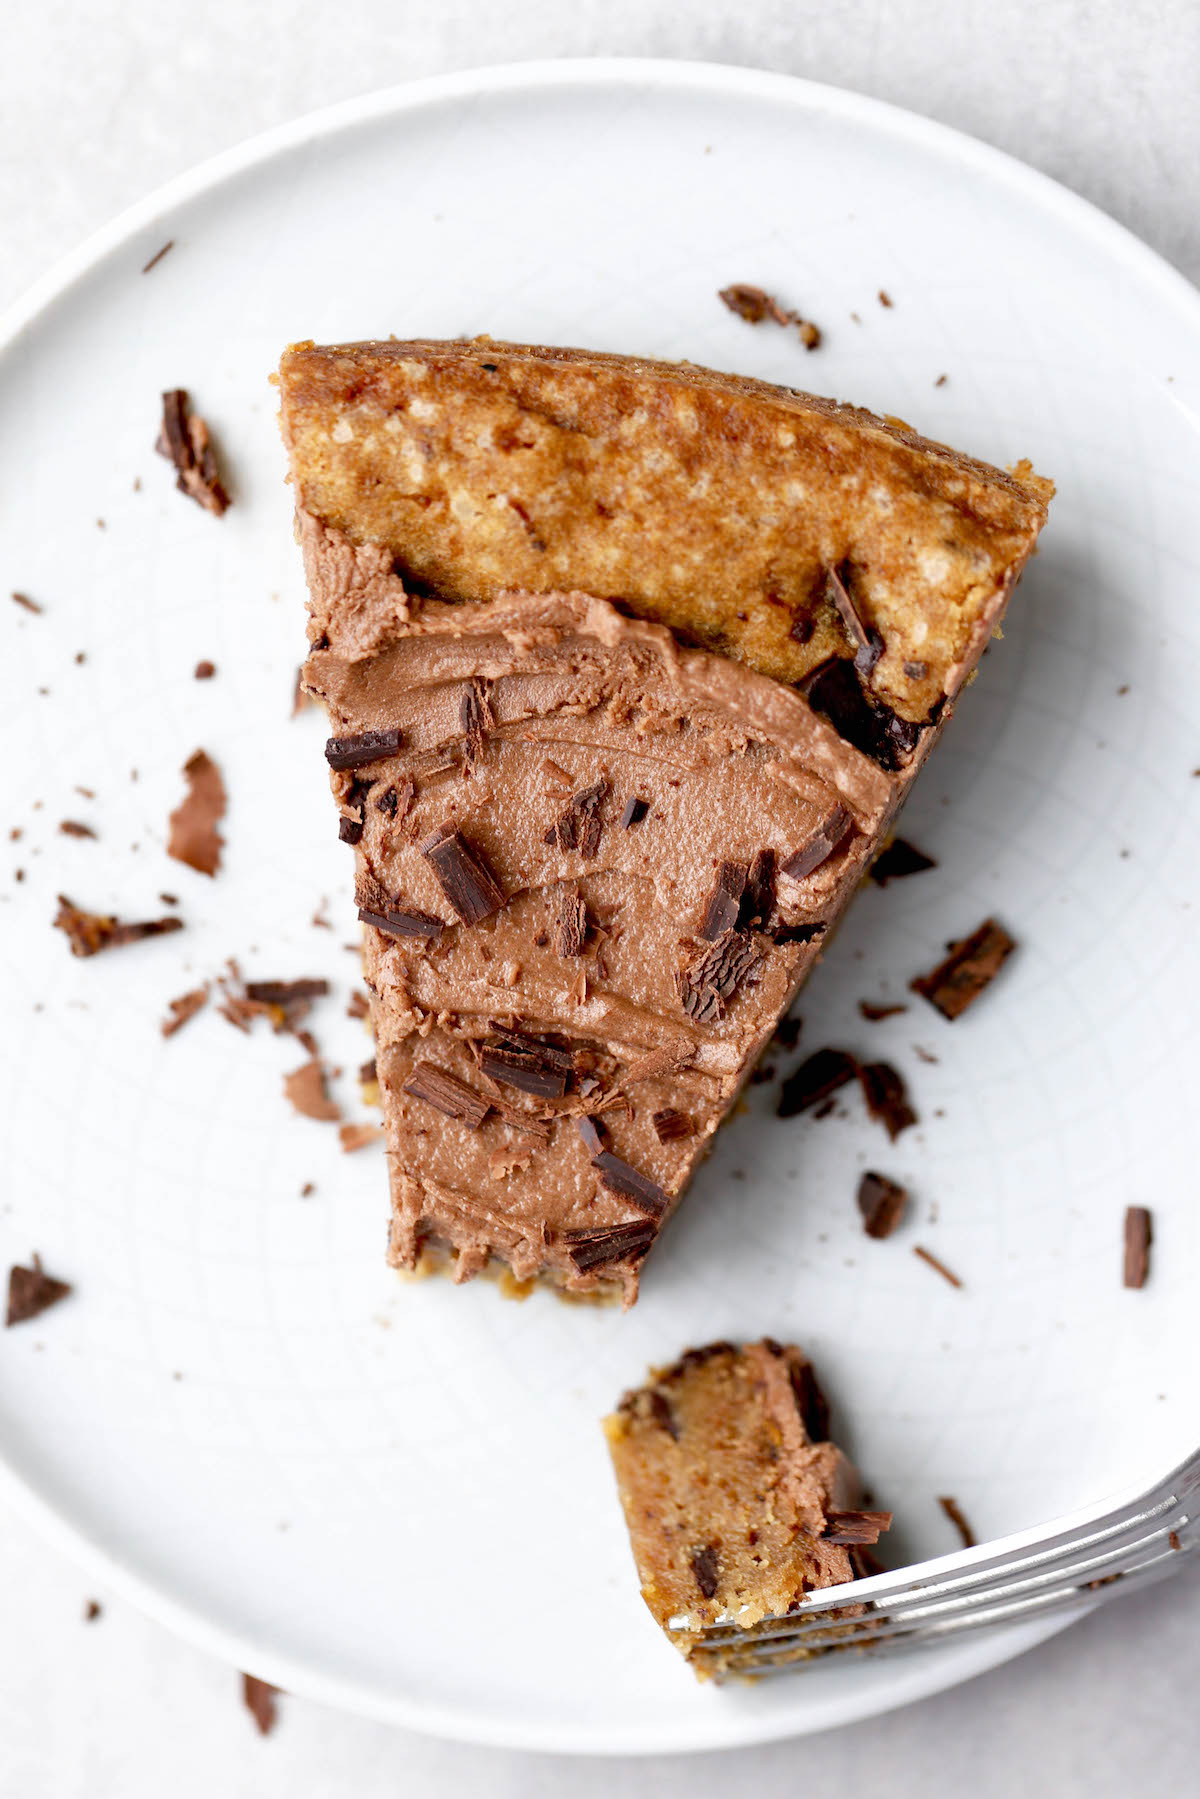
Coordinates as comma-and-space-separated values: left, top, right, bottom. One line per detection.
279, 339, 1051, 1305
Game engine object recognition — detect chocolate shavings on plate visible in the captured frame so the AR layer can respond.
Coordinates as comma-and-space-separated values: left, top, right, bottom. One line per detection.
782, 805, 854, 881
156, 389, 230, 515
554, 883, 588, 956
699, 860, 748, 940
6, 1255, 72, 1328
324, 729, 404, 771
801, 657, 921, 771
141, 239, 174, 274
868, 838, 936, 886
241, 1674, 280, 1736
167, 749, 226, 877
825, 564, 884, 676
938, 1496, 976, 1549
58, 820, 97, 839
403, 1063, 490, 1129
1123, 1206, 1152, 1289
339, 1122, 384, 1153
282, 1059, 341, 1122
857, 1061, 917, 1139
911, 919, 1015, 1020
563, 1219, 657, 1273
245, 979, 329, 1006
544, 778, 608, 859
777, 1047, 858, 1117
54, 895, 183, 957
677, 929, 764, 1024
11, 590, 43, 614
592, 1152, 669, 1218
690, 1544, 721, 1598
652, 1108, 693, 1143
161, 985, 209, 1038
913, 1244, 963, 1288
859, 1000, 907, 1022
823, 1509, 893, 1545
420, 824, 505, 924
858, 1171, 909, 1239
620, 795, 649, 829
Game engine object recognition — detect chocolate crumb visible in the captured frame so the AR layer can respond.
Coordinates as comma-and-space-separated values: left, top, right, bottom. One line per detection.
421, 824, 505, 924
823, 1509, 893, 1545
554, 883, 588, 957
167, 749, 226, 877
913, 1245, 963, 1288
592, 1151, 670, 1218
6, 1254, 72, 1327
54, 896, 183, 957
934, 374, 948, 388
403, 1062, 490, 1129
620, 795, 649, 829
859, 1000, 907, 1021
699, 859, 748, 941
161, 985, 209, 1038
911, 919, 1015, 1019
1169, 1530, 1182, 1552
10, 591, 43, 614
193, 660, 216, 680
858, 1061, 917, 1139
563, 1220, 656, 1273
358, 902, 444, 943
300, 1182, 316, 1197
346, 990, 370, 1020
652, 1108, 693, 1143
938, 1495, 976, 1548
825, 565, 883, 677
58, 820, 97, 840
801, 657, 921, 771
141, 239, 175, 274
577, 1115, 605, 1156
1123, 1206, 1152, 1289
677, 929, 764, 1024
83, 1599, 102, 1623
245, 979, 329, 1006
282, 1059, 340, 1122
719, 283, 787, 324
782, 804, 854, 881
858, 1171, 909, 1239
324, 729, 404, 771
774, 1014, 803, 1052
690, 1545, 720, 1599
241, 1674, 280, 1737
777, 1047, 858, 1117
544, 778, 608, 859
339, 1122, 384, 1153
868, 838, 936, 886
156, 389, 230, 515
878, 290, 894, 308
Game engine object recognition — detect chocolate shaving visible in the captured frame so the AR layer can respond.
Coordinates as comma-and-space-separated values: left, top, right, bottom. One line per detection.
592, 1152, 669, 1218
245, 978, 329, 1006
913, 1245, 963, 1288
11, 590, 43, 614
823, 1510, 893, 1546
741, 848, 776, 926
782, 805, 854, 881
868, 838, 936, 886
859, 1000, 907, 1022
403, 1062, 490, 1128
576, 1115, 605, 1156
83, 1599, 102, 1622
858, 1061, 917, 1139
291, 668, 312, 716
938, 1495, 976, 1548
324, 729, 404, 771
346, 990, 369, 1020
690, 1545, 721, 1599
544, 777, 608, 859
788, 1356, 830, 1443
338, 1122, 384, 1153
358, 904, 444, 944
480, 1041, 569, 1100
858, 1171, 909, 1239
653, 1108, 693, 1143
825, 565, 884, 676
156, 390, 230, 515
774, 1014, 803, 1051
677, 929, 764, 1024
621, 1043, 693, 1086
802, 657, 921, 771
54, 895, 183, 957
459, 678, 493, 758
563, 1220, 657, 1273
910, 919, 1015, 1020
554, 883, 588, 957
421, 824, 505, 924
161, 985, 209, 1038
699, 860, 748, 940
141, 239, 174, 274
167, 749, 226, 877
6, 1255, 72, 1328
1123, 1206, 1152, 1289
620, 795, 649, 829
282, 1059, 340, 1122
241, 1674, 279, 1737
339, 815, 363, 845
777, 1047, 858, 1117
58, 820, 96, 839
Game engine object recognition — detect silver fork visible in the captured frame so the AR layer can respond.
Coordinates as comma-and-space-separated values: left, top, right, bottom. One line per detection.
682, 1446, 1200, 1678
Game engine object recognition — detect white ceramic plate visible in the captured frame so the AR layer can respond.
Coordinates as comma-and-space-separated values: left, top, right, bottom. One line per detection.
2, 60, 1198, 1754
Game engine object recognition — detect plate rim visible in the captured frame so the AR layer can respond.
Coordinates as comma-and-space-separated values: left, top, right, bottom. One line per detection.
2, 54, 1193, 1754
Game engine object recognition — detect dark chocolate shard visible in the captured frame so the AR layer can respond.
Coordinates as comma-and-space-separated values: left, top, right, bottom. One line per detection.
741, 848, 776, 927
938, 1495, 976, 1548
58, 820, 97, 839
592, 1152, 670, 1218
1123, 1206, 1152, 1290
167, 749, 226, 877
54, 895, 183, 958
823, 1509, 893, 1546
782, 804, 853, 881
777, 1047, 858, 1117
244, 979, 329, 1006
459, 677, 494, 759
801, 657, 921, 771
769, 921, 827, 946
6, 1255, 72, 1328
241, 1674, 280, 1737
789, 1356, 831, 1443
858, 1061, 917, 1139
402, 1062, 490, 1129
563, 1219, 657, 1273
859, 1000, 907, 1022
825, 564, 884, 677
620, 795, 649, 829
677, 929, 765, 1024
544, 777, 608, 859
774, 1014, 803, 1051
338, 814, 363, 845
358, 904, 444, 943
324, 728, 404, 771
480, 1043, 569, 1099
554, 883, 588, 957
699, 859, 748, 941
868, 838, 936, 886
652, 1108, 693, 1143
910, 918, 1015, 1020
576, 1115, 605, 1156
156, 389, 230, 515
858, 1171, 909, 1239
420, 824, 505, 924
690, 1544, 721, 1599
161, 985, 210, 1038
